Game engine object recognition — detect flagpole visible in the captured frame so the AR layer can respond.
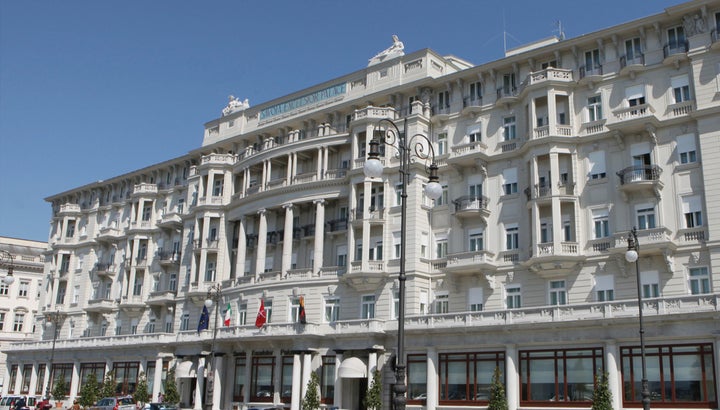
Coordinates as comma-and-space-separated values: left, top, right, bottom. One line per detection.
204, 283, 223, 410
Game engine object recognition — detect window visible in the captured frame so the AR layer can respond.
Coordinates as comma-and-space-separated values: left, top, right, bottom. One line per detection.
435, 292, 449, 314
563, 216, 572, 242
439, 352, 505, 402
213, 178, 224, 196
625, 84, 646, 108
468, 229, 484, 252
395, 183, 402, 206
468, 287, 483, 312
502, 168, 518, 195
584, 49, 601, 71
250, 356, 275, 401
21, 364, 32, 393
233, 355, 246, 402
520, 348, 603, 403
621, 343, 716, 406
677, 134, 697, 164
502, 73, 516, 94
79, 363, 105, 394
0, 312, 4, 330
641, 271, 660, 298
35, 364, 46, 395
320, 356, 336, 404
505, 224, 519, 250
289, 298, 302, 323
205, 261, 216, 281
133, 275, 143, 296
588, 151, 606, 180
540, 221, 551, 244
436, 239, 448, 258
420, 290, 429, 315
437, 132, 448, 155
689, 267, 711, 294
8, 364, 17, 393
324, 297, 339, 322
0, 283, 7, 296
369, 240, 382, 261
280, 356, 293, 404
264, 300, 273, 324
438, 90, 450, 108
595, 274, 614, 301
180, 314, 190, 331
336, 245, 347, 267
407, 354, 428, 403
421, 232, 429, 258
682, 195, 703, 228
392, 290, 399, 319
361, 295, 375, 319
467, 124, 482, 142
142, 204, 152, 221
671, 75, 691, 103
592, 209, 610, 239
469, 81, 482, 102
17, 281, 29, 298
434, 184, 448, 206
549, 280, 567, 305
393, 232, 401, 259
506, 285, 521, 309
625, 37, 642, 61
237, 303, 247, 325
13, 312, 24, 332
667, 26, 686, 50
468, 179, 483, 199
587, 95, 602, 122
503, 116, 516, 141
636, 204, 657, 230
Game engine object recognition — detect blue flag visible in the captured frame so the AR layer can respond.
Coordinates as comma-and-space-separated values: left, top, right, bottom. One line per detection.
197, 305, 209, 333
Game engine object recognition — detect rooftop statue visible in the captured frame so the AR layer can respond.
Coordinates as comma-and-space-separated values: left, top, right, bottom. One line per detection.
368, 35, 405, 66
222, 95, 250, 116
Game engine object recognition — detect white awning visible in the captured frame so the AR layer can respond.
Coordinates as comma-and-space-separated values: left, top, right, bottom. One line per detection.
338, 357, 366, 378
175, 360, 196, 378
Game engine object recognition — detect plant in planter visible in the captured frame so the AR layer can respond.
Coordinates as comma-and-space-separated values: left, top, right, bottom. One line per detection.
52, 378, 68, 406
163, 367, 180, 405
364, 370, 382, 410
133, 372, 150, 409
591, 372, 613, 410
78, 373, 101, 408
101, 370, 116, 399
301, 372, 320, 410
488, 366, 508, 410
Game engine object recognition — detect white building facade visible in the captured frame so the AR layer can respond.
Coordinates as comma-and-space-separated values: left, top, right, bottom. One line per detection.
6, 1, 720, 409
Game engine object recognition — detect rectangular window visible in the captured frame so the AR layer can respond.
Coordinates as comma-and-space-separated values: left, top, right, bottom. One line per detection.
18, 281, 29, 298
393, 232, 401, 259
435, 292, 449, 314
468, 287, 483, 312
438, 90, 450, 108
36, 364, 46, 395
469, 229, 484, 252
13, 312, 24, 332
434, 184, 448, 206
469, 81, 482, 101
280, 356, 293, 404
636, 205, 656, 230
213, 178, 224, 196
324, 297, 339, 322
112, 361, 140, 395
520, 348, 603, 403
467, 124, 482, 143
361, 295, 375, 319
625, 37, 642, 61
142, 204, 152, 222
621, 343, 716, 406
682, 195, 703, 228
677, 134, 697, 164
180, 314, 189, 331
436, 239, 448, 258
437, 132, 448, 155
233, 355, 246, 402
250, 356, 275, 401
502, 73, 517, 94
689, 267, 711, 294
505, 225, 519, 250
641, 271, 660, 298
79, 363, 105, 394
395, 183, 402, 206
502, 168, 518, 195
592, 209, 610, 239
408, 354, 428, 403
503, 116, 517, 141
0, 283, 8, 296
506, 286, 521, 309
671, 75, 691, 103
595, 274, 615, 301
549, 280, 567, 306
626, 84, 646, 110
439, 351, 505, 402
8, 364, 17, 393
321, 356, 336, 404
584, 49, 601, 70
587, 95, 602, 122
21, 364, 31, 394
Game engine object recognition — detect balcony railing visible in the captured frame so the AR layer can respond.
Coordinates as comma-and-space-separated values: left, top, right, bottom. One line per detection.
616, 165, 662, 185
663, 40, 689, 58
619, 53, 645, 69
578, 65, 603, 80
452, 196, 489, 213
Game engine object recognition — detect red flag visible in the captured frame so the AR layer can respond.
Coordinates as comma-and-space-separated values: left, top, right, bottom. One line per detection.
255, 299, 267, 328
298, 296, 307, 324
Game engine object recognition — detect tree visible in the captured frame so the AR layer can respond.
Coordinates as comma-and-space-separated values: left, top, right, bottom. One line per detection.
163, 367, 180, 405
78, 373, 101, 408
101, 370, 116, 399
591, 372, 613, 410
133, 372, 150, 407
301, 371, 320, 410
52, 378, 68, 402
487, 366, 508, 410
364, 370, 382, 410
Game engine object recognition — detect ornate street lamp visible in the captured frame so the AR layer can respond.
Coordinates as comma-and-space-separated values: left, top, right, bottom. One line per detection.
625, 227, 650, 410
0, 249, 16, 285
364, 117, 442, 410
44, 310, 66, 399
203, 283, 223, 410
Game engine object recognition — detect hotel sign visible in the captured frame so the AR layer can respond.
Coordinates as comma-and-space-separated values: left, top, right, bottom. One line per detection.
259, 83, 346, 120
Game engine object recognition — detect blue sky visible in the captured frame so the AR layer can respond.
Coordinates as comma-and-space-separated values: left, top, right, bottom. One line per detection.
0, 0, 683, 241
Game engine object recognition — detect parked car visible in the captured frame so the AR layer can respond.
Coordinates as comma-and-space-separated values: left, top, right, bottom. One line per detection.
88, 397, 135, 410
0, 396, 37, 410
141, 403, 177, 410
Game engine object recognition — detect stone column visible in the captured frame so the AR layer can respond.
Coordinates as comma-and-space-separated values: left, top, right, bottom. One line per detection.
333, 351, 343, 407
199, 216, 211, 281
70, 359, 80, 402
506, 344, 519, 410
255, 209, 267, 277
282, 205, 294, 274
290, 354, 301, 410
194, 356, 205, 410
211, 354, 223, 410
301, 352, 312, 399
152, 357, 163, 402
605, 340, 621, 410
426, 347, 438, 410
235, 217, 246, 278
313, 200, 325, 274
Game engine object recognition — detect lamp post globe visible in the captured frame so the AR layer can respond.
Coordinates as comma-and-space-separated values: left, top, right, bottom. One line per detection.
625, 249, 639, 263
363, 158, 384, 179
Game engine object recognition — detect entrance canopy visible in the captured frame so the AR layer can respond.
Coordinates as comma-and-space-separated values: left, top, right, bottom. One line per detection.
337, 357, 366, 378
175, 360, 196, 378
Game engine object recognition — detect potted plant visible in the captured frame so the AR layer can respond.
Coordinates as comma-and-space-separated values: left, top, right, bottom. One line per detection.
364, 370, 382, 410
133, 372, 150, 409
163, 367, 180, 405
488, 366, 508, 410
301, 372, 320, 410
78, 373, 101, 408
591, 372, 613, 410
52, 378, 68, 407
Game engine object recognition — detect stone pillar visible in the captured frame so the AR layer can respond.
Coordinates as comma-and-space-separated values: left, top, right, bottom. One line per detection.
301, 352, 312, 399
426, 347, 438, 410
549, 152, 563, 246
282, 205, 294, 274
194, 356, 205, 410
152, 357, 163, 402
199, 216, 211, 281
211, 354, 223, 410
70, 359, 80, 402
506, 344, 519, 410
605, 340, 621, 410
255, 209, 267, 277
290, 354, 301, 410
333, 351, 343, 407
313, 200, 325, 274
235, 217, 246, 278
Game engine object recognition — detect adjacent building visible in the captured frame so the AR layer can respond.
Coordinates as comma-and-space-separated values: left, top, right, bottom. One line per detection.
5, 1, 720, 409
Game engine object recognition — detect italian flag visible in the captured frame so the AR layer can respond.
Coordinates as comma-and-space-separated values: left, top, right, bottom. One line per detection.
224, 302, 232, 326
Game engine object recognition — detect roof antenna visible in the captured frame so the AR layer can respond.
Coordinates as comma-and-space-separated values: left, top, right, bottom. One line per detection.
554, 20, 566, 40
